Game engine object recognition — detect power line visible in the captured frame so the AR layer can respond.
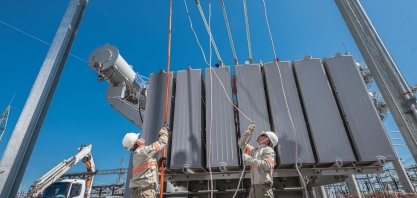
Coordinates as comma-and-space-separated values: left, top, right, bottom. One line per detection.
311, 0, 327, 54
0, 20, 87, 63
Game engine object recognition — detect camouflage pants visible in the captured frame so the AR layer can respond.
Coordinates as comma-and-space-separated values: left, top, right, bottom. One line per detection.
131, 188, 156, 198
248, 184, 274, 198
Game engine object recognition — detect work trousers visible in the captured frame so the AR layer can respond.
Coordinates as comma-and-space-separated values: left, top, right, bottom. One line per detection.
248, 184, 274, 198
131, 188, 156, 198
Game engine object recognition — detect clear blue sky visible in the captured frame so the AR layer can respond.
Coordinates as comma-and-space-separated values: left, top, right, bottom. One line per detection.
0, 0, 416, 192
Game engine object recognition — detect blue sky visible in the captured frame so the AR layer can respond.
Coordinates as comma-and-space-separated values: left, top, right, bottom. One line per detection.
0, 0, 416, 192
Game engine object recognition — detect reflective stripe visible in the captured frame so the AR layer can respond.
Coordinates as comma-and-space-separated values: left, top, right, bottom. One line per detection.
152, 142, 161, 153
250, 165, 256, 169
264, 157, 274, 172
132, 160, 158, 175
245, 145, 253, 155
263, 157, 274, 166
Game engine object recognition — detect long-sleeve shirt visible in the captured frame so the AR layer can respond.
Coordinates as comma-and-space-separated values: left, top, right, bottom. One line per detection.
238, 129, 275, 185
129, 132, 168, 189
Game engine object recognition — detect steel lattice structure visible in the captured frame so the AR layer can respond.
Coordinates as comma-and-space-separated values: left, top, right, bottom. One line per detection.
0, 104, 11, 142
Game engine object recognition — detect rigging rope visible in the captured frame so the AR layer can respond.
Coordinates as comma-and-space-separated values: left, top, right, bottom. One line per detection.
159, 0, 173, 197
184, 0, 209, 64
195, 0, 223, 66
210, 61, 253, 198
242, 0, 253, 64
261, 0, 308, 197
220, 0, 238, 65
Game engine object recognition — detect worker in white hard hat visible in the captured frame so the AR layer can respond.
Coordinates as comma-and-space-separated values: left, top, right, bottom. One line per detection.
122, 126, 168, 198
238, 122, 278, 198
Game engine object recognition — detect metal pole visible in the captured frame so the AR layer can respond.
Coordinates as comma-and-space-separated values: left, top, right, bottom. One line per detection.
392, 158, 414, 193
314, 186, 328, 198
123, 154, 134, 198
0, 0, 88, 197
346, 175, 362, 198
335, 0, 417, 193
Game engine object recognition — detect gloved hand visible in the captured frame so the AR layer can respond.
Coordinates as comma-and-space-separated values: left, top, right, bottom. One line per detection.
247, 122, 256, 134
242, 154, 253, 163
157, 157, 167, 167
158, 126, 169, 138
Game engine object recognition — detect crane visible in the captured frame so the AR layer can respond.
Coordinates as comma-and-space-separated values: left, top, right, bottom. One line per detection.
25, 144, 95, 198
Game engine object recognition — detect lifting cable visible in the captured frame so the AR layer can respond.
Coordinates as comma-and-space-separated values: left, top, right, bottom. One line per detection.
184, 0, 253, 122
159, 0, 173, 197
260, 0, 309, 196
183, 1, 253, 198
195, 0, 223, 66
242, 0, 253, 64
183, 0, 253, 122
220, 0, 238, 65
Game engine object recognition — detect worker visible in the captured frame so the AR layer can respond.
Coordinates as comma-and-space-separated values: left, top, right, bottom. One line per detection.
122, 126, 168, 198
238, 123, 278, 198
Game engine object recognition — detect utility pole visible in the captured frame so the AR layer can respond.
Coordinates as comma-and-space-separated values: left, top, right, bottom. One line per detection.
335, 0, 416, 193
346, 175, 362, 198
0, 1, 88, 197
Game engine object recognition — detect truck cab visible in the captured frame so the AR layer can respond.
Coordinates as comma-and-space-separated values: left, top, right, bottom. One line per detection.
37, 179, 86, 198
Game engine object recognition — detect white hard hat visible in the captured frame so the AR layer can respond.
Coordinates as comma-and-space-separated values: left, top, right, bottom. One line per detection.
122, 133, 139, 151
262, 131, 278, 147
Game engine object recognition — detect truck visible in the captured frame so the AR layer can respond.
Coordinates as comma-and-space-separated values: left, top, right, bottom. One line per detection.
36, 179, 86, 198
25, 144, 95, 198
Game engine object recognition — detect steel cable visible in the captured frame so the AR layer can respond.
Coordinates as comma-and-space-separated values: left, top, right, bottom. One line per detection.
242, 0, 253, 63
220, 0, 238, 65
195, 0, 223, 66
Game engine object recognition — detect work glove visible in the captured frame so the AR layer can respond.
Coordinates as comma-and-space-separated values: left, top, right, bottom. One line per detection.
242, 154, 253, 163
158, 125, 169, 138
157, 157, 167, 167
247, 122, 256, 134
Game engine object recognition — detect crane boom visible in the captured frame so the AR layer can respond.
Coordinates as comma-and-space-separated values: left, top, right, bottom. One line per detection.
26, 144, 95, 198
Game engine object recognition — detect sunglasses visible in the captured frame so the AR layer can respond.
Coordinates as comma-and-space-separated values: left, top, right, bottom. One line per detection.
260, 134, 267, 137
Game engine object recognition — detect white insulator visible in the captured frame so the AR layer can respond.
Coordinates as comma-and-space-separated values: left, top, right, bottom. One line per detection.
88, 44, 137, 87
